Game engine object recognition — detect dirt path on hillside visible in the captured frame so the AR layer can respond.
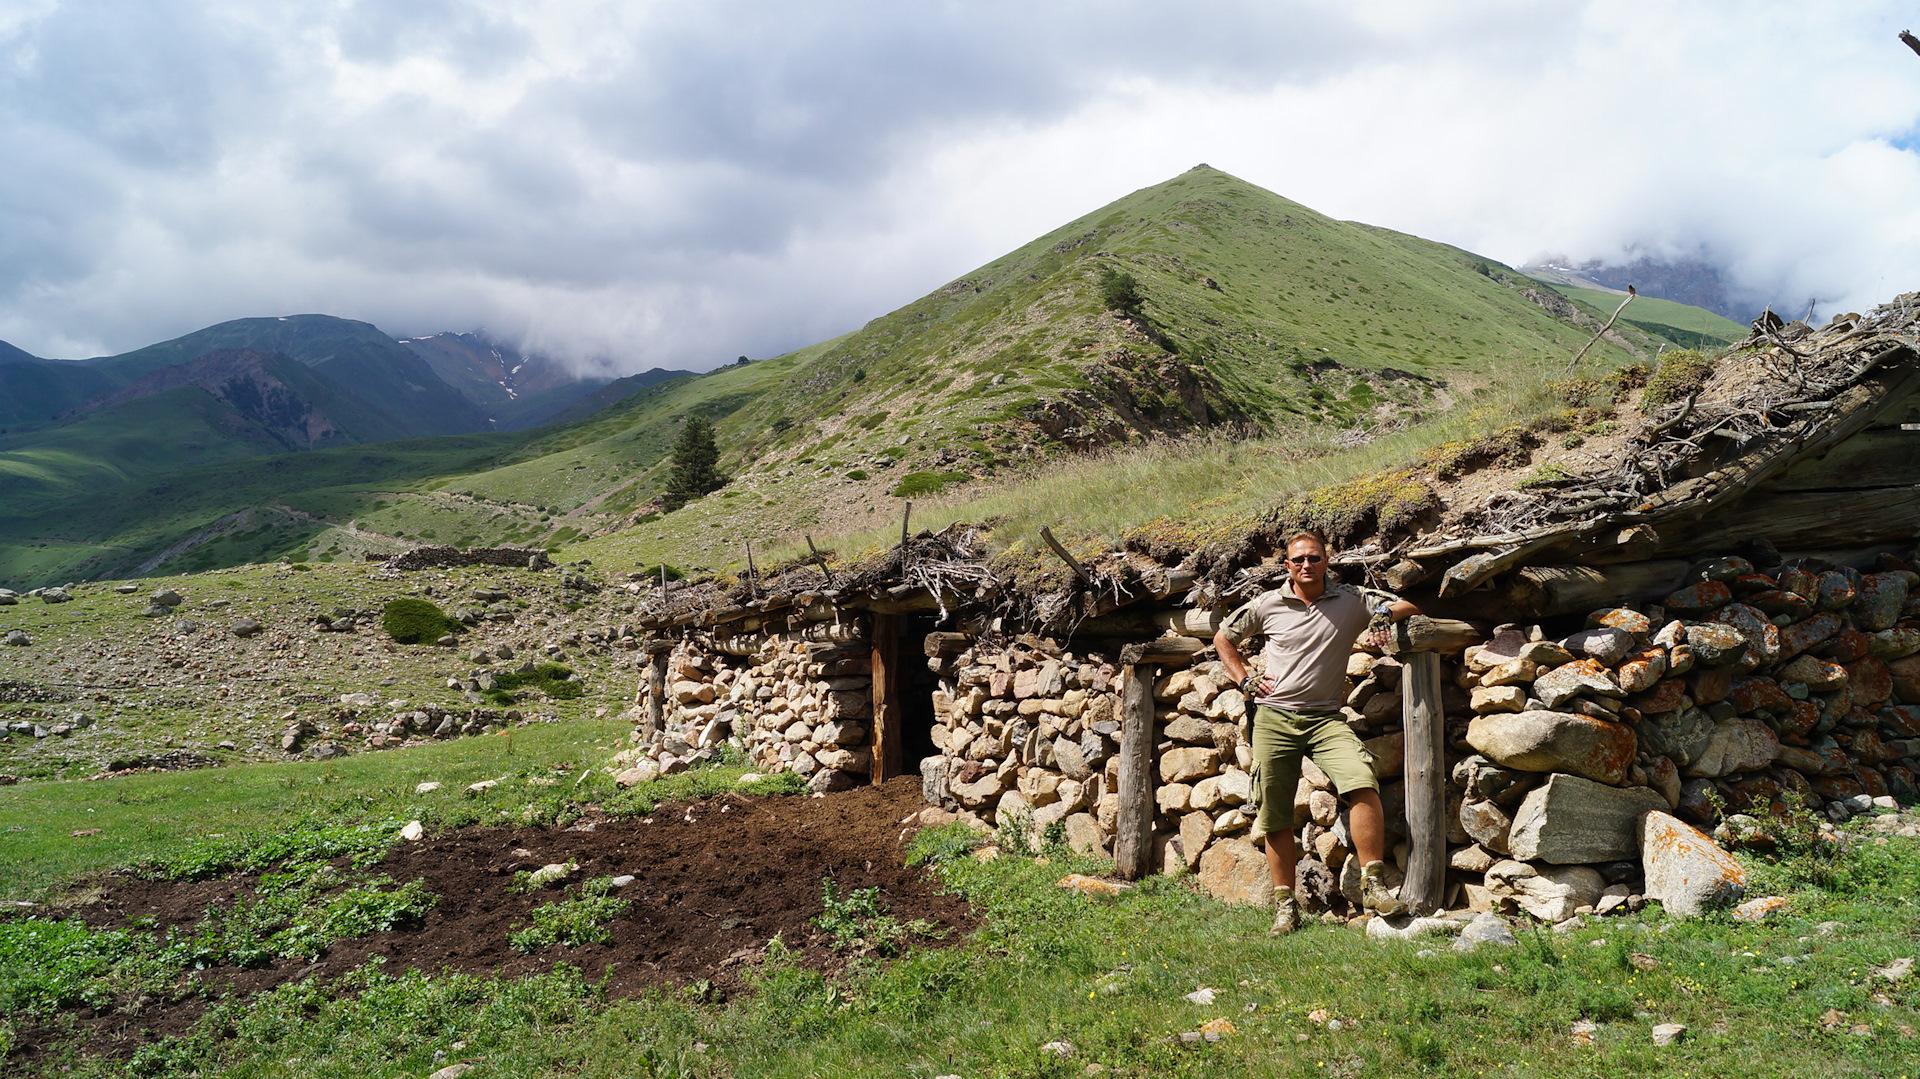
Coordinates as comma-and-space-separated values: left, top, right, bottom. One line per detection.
16, 777, 970, 1065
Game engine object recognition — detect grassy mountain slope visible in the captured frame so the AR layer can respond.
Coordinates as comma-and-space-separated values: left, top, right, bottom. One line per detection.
426, 167, 1700, 569
1547, 284, 1747, 349
0, 345, 119, 427
0, 168, 1740, 587
0, 434, 518, 584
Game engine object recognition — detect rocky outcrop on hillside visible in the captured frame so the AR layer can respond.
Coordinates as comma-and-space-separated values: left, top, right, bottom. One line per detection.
90, 349, 344, 449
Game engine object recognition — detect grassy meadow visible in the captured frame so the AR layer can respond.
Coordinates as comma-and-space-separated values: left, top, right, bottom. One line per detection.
2, 730, 1915, 1077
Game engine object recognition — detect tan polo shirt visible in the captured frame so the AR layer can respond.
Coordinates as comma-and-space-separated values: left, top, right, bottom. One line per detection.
1219, 580, 1391, 711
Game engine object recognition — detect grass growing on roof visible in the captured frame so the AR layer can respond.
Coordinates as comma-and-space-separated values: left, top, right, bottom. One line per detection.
753, 355, 1575, 566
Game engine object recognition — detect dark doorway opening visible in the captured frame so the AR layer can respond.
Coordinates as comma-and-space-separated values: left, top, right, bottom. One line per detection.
898, 612, 940, 773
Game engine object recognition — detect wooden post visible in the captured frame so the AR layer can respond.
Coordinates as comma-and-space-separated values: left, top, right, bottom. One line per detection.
1399, 649, 1446, 915
1114, 663, 1157, 880
900, 501, 913, 547
643, 650, 667, 742
743, 542, 759, 602
870, 612, 902, 784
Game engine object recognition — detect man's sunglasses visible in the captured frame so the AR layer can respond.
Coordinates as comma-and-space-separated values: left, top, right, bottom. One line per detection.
1286, 554, 1324, 565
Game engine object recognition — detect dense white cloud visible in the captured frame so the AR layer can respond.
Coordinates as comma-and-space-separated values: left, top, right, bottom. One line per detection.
3, 1, 1919, 367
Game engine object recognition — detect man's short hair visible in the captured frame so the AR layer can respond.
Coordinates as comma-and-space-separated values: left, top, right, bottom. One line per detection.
1283, 528, 1330, 552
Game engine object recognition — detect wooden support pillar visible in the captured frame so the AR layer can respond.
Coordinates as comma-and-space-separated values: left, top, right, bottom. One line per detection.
870, 612, 902, 784
1114, 663, 1157, 880
1399, 648, 1446, 915
643, 650, 667, 742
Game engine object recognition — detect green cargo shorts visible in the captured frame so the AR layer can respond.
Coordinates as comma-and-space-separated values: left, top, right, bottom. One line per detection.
1247, 706, 1378, 837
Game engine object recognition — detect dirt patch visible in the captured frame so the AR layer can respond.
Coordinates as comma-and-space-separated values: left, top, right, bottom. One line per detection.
15, 777, 970, 1064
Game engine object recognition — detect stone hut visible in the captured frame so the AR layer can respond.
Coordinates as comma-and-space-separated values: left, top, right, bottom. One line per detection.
625, 295, 1920, 919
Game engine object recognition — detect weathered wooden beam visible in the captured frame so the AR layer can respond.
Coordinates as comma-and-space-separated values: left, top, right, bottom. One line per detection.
1399, 649, 1446, 915
798, 618, 870, 643
1630, 353, 1920, 524
1518, 560, 1691, 618
1388, 616, 1481, 656
1437, 531, 1584, 598
1657, 484, 1920, 554
871, 613, 902, 784
1114, 663, 1156, 880
1143, 566, 1198, 600
1564, 525, 1662, 566
1151, 608, 1222, 638
923, 631, 974, 658
1039, 526, 1092, 583
643, 651, 666, 741
854, 591, 945, 614
1119, 635, 1207, 667
1767, 427, 1920, 491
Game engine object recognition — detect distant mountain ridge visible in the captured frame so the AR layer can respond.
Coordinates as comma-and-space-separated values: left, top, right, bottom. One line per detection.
399, 331, 623, 430
0, 167, 1748, 586
0, 315, 658, 516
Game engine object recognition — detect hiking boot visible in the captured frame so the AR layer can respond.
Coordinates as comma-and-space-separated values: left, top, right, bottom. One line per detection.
1360, 863, 1407, 918
1269, 888, 1300, 935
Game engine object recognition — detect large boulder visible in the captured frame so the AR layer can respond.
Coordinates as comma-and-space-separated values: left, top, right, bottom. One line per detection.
1640, 810, 1746, 916
1853, 573, 1909, 632
1485, 860, 1606, 922
1196, 837, 1273, 907
1507, 774, 1667, 863
1465, 710, 1636, 785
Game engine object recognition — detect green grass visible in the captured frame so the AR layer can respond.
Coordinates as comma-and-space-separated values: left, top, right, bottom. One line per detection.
735, 355, 1577, 569
0, 718, 625, 900
10, 806, 1916, 1077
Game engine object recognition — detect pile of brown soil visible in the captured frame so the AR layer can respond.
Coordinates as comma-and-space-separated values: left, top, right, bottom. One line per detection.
19, 777, 970, 1064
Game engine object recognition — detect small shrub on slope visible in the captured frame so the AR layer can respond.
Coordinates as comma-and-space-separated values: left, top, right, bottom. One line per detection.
381, 598, 456, 645
1640, 348, 1717, 411
483, 662, 584, 704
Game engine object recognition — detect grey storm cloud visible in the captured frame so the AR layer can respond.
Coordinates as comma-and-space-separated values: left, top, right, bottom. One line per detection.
4, 1, 1920, 369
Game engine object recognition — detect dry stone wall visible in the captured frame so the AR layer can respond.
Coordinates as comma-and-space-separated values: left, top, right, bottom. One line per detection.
920, 635, 1419, 915
616, 632, 875, 794
917, 546, 1920, 922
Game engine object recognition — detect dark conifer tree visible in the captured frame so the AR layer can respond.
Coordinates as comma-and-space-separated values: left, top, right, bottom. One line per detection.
660, 415, 725, 511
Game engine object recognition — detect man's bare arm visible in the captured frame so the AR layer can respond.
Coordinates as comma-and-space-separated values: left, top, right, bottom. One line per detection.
1215, 630, 1249, 685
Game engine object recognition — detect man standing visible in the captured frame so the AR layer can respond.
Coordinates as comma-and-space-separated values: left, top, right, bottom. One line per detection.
1213, 528, 1420, 933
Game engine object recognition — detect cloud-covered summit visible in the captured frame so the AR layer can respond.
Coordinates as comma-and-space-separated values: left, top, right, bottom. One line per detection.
5, 2, 1920, 371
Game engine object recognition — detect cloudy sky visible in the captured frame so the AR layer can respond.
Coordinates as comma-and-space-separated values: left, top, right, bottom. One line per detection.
5, 1, 1920, 371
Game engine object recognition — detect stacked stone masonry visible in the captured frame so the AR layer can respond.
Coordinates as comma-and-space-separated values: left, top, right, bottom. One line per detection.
617, 633, 875, 794
632, 545, 1920, 921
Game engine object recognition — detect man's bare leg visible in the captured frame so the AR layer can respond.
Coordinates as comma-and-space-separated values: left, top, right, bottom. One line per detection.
1348, 788, 1387, 866
1262, 828, 1301, 934
1347, 788, 1407, 916
1263, 828, 1297, 891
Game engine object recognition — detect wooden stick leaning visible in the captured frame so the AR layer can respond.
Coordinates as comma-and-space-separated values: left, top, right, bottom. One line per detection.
1565, 287, 1636, 373
1038, 525, 1092, 583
